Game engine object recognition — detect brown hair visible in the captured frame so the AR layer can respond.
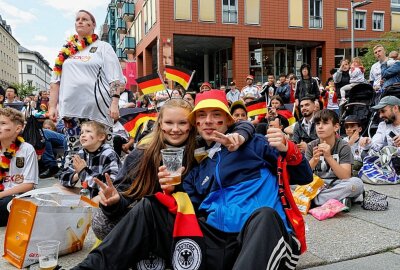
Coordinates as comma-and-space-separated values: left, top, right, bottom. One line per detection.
123, 99, 196, 200
81, 121, 108, 142
77, 9, 96, 25
314, 109, 339, 126
351, 57, 363, 66
0, 107, 24, 126
43, 119, 56, 131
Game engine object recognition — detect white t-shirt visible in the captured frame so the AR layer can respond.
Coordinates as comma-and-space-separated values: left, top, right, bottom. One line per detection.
51, 40, 124, 127
369, 61, 383, 90
2, 142, 38, 191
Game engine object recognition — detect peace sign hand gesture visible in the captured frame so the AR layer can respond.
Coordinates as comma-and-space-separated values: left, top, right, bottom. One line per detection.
94, 173, 120, 207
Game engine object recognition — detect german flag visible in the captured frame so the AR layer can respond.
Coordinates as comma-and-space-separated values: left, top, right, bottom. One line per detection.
136, 73, 165, 95
165, 65, 192, 89
246, 99, 267, 117
120, 109, 158, 138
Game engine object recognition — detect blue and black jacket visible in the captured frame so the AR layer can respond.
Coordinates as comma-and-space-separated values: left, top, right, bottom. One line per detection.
183, 134, 313, 234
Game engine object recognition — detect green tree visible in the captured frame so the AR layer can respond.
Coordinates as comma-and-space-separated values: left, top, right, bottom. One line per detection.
361, 32, 400, 78
10, 82, 36, 99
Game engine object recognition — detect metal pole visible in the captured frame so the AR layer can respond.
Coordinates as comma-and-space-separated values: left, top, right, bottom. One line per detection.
351, 0, 354, 60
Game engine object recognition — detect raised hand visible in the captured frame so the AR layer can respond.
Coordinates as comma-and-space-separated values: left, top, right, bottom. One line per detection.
210, 131, 245, 152
72, 155, 87, 174
266, 128, 288, 152
94, 173, 120, 207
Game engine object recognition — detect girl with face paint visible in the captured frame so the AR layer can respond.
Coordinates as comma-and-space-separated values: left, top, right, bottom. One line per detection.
91, 98, 197, 241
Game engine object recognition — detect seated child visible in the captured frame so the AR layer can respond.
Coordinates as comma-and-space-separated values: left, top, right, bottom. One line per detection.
323, 78, 339, 115
59, 121, 121, 201
340, 57, 366, 104
0, 107, 38, 226
342, 115, 363, 176
306, 109, 364, 208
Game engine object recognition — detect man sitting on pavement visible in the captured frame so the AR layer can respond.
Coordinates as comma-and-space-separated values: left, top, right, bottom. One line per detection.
306, 109, 364, 209
292, 96, 318, 152
72, 90, 313, 270
359, 96, 400, 184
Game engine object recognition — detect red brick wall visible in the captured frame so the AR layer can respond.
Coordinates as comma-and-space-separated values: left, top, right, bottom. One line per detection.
133, 0, 392, 85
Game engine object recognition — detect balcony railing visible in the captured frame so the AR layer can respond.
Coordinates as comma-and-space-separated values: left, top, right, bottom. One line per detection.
116, 48, 126, 59
309, 16, 322, 28
122, 2, 135, 22
116, 18, 127, 34
123, 36, 135, 54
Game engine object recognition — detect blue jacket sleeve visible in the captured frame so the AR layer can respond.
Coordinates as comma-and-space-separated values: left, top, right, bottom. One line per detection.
382, 62, 400, 80
183, 166, 202, 211
229, 120, 255, 142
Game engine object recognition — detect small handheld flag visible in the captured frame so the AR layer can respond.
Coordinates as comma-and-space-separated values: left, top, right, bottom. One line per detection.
136, 73, 165, 95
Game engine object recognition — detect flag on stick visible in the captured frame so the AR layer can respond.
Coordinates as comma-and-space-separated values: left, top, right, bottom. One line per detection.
165, 65, 193, 90
246, 99, 268, 117
136, 73, 165, 95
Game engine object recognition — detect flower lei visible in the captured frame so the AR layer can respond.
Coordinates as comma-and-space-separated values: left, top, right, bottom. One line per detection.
53, 34, 99, 75
0, 136, 24, 191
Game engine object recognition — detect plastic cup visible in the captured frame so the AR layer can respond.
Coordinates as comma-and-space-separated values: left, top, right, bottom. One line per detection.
37, 240, 60, 270
161, 148, 184, 185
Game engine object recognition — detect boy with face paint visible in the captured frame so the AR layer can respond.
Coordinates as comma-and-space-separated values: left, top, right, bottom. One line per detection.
0, 108, 38, 226
59, 121, 121, 202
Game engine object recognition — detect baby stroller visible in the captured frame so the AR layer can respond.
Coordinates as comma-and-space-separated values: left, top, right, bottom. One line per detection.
367, 82, 400, 137
340, 83, 375, 136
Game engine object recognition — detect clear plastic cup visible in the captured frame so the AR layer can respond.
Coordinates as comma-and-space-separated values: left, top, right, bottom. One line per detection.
161, 148, 184, 185
37, 240, 60, 270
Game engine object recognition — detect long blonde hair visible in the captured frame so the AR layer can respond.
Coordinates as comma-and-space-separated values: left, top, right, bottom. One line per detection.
123, 99, 196, 199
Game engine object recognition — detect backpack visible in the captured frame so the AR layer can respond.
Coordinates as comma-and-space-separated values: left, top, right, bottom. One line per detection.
23, 107, 46, 155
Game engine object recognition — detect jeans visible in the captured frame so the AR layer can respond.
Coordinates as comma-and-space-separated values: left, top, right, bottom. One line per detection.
42, 129, 66, 168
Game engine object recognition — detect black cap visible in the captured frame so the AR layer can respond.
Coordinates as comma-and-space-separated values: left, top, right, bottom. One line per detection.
344, 115, 361, 124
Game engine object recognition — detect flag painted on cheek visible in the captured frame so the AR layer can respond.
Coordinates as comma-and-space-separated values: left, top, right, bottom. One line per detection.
217, 121, 224, 125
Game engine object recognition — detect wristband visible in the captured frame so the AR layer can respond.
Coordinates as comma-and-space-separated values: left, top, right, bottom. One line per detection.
112, 94, 120, 99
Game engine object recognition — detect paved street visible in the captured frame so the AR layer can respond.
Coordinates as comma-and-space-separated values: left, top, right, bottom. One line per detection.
0, 178, 399, 269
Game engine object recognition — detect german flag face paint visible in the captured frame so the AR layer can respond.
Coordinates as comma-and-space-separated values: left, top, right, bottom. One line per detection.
160, 107, 191, 146
194, 109, 229, 145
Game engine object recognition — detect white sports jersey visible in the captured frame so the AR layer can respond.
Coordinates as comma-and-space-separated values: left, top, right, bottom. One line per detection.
2, 142, 38, 191
51, 40, 124, 127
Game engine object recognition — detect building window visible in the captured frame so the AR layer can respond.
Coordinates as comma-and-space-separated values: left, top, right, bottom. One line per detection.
309, 0, 323, 29
175, 0, 191, 21
336, 9, 348, 29
392, 0, 400, 7
372, 12, 384, 31
245, 0, 260, 25
222, 0, 237, 23
289, 0, 303, 27
392, 12, 400, 31
27, 65, 32, 74
354, 11, 366, 30
199, 0, 216, 22
27, 80, 32, 87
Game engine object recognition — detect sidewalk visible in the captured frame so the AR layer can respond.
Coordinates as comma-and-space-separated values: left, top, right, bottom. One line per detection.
0, 178, 399, 269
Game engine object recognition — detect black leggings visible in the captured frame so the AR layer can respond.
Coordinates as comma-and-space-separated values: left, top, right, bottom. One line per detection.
0, 196, 14, 226
73, 198, 300, 270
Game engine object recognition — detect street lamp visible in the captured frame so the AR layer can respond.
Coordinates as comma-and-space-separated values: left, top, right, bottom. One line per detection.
351, 0, 373, 59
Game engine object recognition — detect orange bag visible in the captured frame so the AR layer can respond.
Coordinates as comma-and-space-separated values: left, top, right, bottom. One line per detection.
293, 174, 325, 215
3, 194, 96, 269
